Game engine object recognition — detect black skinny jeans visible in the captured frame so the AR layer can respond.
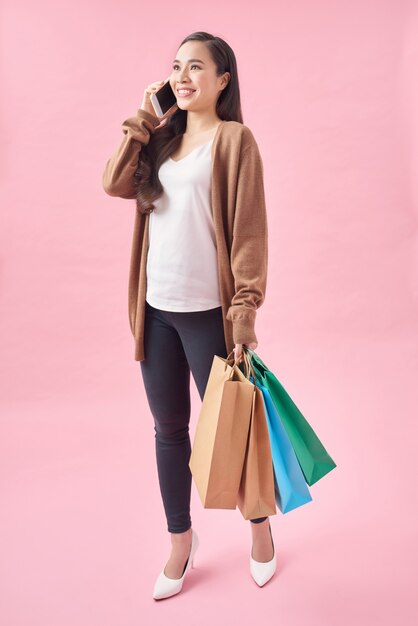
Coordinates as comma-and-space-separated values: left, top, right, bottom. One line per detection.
139, 300, 268, 533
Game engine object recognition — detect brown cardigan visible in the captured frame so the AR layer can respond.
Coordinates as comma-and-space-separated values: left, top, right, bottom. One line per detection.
102, 108, 268, 361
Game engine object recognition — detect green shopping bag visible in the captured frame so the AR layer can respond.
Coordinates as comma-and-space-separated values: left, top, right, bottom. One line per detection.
246, 349, 337, 486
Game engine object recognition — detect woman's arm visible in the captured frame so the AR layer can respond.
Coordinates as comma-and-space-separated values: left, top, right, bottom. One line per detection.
102, 108, 161, 199
226, 132, 268, 347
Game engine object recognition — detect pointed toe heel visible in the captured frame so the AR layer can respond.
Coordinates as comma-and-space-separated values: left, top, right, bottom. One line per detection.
153, 529, 199, 600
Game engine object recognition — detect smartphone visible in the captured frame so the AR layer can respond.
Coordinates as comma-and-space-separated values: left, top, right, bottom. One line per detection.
150, 79, 178, 119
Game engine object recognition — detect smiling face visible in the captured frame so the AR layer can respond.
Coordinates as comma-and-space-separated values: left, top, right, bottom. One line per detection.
169, 40, 229, 114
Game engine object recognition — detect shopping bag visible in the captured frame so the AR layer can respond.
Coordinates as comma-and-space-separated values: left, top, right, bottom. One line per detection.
189, 350, 254, 509
236, 381, 277, 520
252, 376, 313, 514
249, 350, 337, 486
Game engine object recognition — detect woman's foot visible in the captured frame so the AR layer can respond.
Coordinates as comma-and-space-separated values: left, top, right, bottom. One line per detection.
250, 518, 274, 562
249, 520, 276, 586
163, 527, 193, 579
153, 529, 199, 599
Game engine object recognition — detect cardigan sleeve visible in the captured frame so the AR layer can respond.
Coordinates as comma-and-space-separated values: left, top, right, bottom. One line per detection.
102, 108, 161, 199
226, 138, 268, 345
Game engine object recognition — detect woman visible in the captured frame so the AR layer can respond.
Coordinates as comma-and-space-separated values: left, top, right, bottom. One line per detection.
102, 31, 275, 599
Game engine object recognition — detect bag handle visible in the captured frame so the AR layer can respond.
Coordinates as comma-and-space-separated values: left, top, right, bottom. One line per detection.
241, 349, 258, 384
224, 348, 258, 384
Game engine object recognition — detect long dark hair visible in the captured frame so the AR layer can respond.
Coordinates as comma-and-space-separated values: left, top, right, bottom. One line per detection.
134, 31, 243, 215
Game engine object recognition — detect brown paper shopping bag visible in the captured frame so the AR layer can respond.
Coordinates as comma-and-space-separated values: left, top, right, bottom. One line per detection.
189, 350, 254, 509
237, 357, 277, 521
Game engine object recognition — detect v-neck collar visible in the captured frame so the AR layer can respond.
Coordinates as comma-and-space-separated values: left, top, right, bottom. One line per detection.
169, 137, 214, 163
168, 120, 226, 164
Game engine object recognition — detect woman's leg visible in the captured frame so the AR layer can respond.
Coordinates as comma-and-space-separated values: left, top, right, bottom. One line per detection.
140, 302, 193, 534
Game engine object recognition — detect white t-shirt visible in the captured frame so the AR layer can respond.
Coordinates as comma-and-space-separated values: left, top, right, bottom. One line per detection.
145, 138, 222, 311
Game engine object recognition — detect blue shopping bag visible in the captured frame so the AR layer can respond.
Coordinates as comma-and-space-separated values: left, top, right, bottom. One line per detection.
250, 375, 313, 514
249, 350, 337, 486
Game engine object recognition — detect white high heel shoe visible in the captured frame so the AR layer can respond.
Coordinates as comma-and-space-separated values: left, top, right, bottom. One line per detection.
250, 520, 277, 587
153, 529, 199, 600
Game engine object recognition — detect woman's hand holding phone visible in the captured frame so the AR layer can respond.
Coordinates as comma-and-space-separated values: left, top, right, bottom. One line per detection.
141, 80, 165, 116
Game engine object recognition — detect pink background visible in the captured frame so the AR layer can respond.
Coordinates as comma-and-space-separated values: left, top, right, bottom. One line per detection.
1, 1, 417, 624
